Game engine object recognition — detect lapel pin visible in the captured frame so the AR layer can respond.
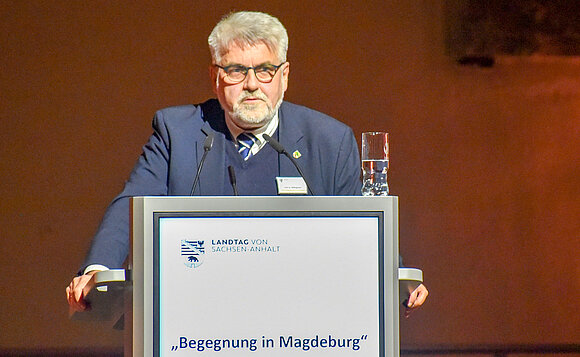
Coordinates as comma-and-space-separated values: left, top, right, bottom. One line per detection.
292, 150, 302, 159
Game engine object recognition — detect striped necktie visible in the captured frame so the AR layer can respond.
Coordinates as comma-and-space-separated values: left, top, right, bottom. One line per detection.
237, 132, 257, 160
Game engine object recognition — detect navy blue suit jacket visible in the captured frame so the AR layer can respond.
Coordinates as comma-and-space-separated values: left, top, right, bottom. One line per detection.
82, 99, 362, 270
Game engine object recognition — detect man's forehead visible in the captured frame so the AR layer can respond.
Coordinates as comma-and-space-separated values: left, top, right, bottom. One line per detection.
220, 42, 278, 64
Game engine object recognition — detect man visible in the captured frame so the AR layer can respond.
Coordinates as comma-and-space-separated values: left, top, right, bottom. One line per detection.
67, 11, 427, 315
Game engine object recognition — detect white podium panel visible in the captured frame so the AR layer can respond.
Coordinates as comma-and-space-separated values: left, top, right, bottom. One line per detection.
131, 196, 399, 357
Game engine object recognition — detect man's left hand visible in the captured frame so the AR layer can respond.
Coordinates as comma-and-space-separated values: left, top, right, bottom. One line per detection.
405, 283, 428, 318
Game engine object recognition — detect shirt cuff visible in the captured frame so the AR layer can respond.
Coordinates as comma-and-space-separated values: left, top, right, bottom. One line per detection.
83, 264, 109, 275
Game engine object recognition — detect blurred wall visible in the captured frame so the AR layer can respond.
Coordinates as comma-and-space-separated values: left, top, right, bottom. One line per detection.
0, 0, 578, 351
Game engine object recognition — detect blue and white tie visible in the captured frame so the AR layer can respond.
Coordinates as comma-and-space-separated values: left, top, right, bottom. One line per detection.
237, 133, 257, 160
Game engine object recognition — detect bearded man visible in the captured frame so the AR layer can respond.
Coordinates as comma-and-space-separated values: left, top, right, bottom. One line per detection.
67, 11, 427, 314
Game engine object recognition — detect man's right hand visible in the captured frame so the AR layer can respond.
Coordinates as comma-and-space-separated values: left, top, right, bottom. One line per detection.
66, 271, 98, 312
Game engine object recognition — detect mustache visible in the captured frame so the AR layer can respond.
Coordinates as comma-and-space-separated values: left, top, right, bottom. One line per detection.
237, 90, 268, 104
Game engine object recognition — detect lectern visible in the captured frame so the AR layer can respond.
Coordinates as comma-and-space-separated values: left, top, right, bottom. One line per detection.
79, 196, 422, 357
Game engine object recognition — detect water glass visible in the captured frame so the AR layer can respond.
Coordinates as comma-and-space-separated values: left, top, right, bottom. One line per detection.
361, 132, 389, 196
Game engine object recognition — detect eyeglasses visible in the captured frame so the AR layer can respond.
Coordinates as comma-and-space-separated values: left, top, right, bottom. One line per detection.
215, 62, 286, 84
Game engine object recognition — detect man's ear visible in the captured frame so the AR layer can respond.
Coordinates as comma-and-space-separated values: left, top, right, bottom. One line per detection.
282, 62, 290, 92
209, 65, 218, 94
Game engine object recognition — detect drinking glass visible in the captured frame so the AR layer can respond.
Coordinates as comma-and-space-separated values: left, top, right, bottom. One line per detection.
361, 132, 389, 196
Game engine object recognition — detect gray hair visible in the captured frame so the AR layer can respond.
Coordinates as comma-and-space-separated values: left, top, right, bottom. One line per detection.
208, 11, 288, 64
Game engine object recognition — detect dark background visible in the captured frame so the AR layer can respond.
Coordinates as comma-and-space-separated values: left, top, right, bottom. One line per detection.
0, 0, 578, 353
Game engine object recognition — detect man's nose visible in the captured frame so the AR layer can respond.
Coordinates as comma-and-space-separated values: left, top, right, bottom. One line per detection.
243, 68, 260, 90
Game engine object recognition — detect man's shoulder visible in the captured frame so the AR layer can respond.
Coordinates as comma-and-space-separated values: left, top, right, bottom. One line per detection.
280, 101, 352, 132
155, 99, 220, 121
280, 101, 335, 121
152, 99, 224, 132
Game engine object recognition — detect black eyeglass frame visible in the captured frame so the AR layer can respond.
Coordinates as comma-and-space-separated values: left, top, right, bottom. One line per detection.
215, 62, 286, 84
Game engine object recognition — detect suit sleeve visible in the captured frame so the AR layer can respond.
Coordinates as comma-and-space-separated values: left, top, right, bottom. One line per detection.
80, 111, 172, 271
333, 127, 362, 195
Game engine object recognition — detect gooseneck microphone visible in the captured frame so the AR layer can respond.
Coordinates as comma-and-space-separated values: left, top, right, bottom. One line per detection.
263, 134, 315, 195
227, 165, 239, 196
190, 133, 215, 195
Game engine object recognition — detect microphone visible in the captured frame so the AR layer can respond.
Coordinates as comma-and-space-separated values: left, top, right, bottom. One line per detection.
227, 165, 239, 196
190, 133, 215, 195
263, 134, 315, 195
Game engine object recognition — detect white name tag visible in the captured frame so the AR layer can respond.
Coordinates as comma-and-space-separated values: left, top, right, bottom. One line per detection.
276, 177, 308, 195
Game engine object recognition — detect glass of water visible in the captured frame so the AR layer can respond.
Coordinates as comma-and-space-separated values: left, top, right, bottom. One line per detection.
361, 132, 389, 196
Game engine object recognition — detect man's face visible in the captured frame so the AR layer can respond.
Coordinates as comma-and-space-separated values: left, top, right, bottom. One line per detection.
211, 42, 289, 131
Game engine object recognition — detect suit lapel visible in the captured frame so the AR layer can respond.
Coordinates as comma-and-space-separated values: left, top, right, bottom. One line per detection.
278, 103, 305, 177
196, 116, 228, 195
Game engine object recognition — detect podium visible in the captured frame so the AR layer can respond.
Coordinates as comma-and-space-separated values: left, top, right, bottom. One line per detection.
79, 196, 422, 357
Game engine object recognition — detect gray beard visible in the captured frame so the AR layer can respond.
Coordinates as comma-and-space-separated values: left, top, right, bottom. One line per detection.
230, 92, 284, 128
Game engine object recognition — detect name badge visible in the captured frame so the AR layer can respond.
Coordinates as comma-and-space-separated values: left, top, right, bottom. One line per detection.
276, 177, 308, 195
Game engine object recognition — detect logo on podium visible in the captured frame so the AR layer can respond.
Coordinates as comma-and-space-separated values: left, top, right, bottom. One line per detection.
181, 240, 205, 268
